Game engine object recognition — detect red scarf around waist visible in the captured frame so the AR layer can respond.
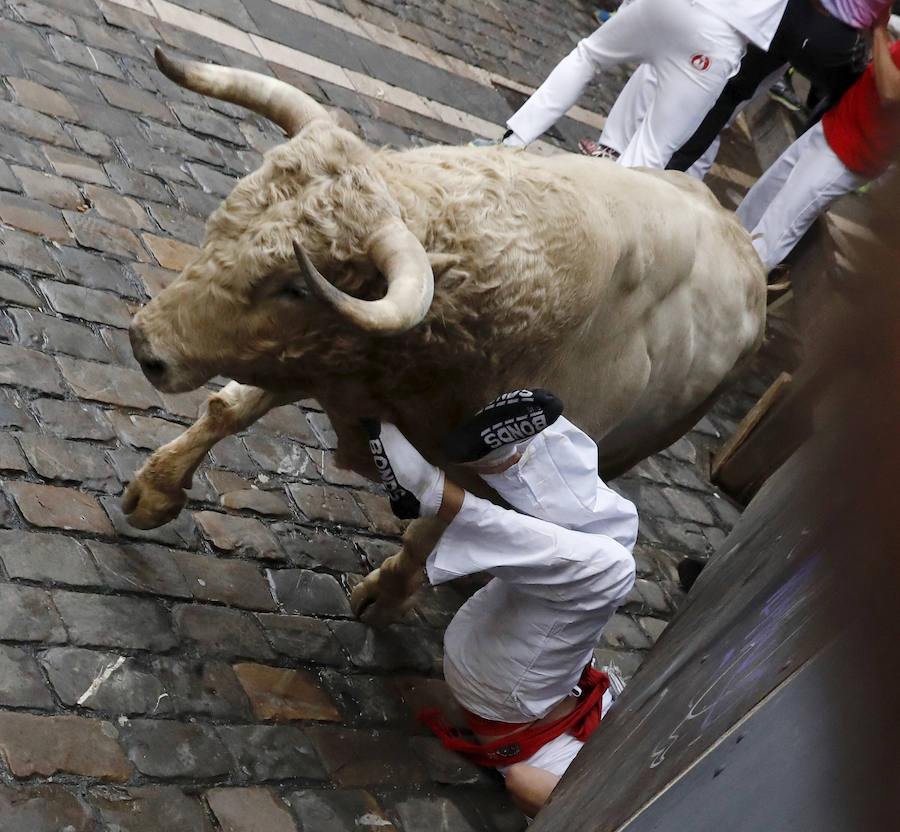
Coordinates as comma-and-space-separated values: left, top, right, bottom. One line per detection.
418, 664, 609, 767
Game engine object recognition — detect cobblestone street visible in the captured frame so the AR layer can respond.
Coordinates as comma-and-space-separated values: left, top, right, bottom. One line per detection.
0, 1, 778, 829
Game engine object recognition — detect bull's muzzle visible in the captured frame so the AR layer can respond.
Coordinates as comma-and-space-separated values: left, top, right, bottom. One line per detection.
129, 322, 168, 387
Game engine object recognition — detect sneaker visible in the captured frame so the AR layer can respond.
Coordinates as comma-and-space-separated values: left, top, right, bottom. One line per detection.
468, 128, 515, 148
593, 9, 613, 24
768, 76, 803, 113
578, 138, 620, 160
590, 143, 620, 161
443, 389, 564, 464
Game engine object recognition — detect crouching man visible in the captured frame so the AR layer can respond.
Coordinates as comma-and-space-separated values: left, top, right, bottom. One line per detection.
364, 390, 638, 817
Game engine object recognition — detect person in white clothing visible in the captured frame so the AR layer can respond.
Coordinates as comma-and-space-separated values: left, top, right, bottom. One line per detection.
579, 0, 725, 175
502, 0, 788, 168
736, 121, 870, 271
364, 390, 638, 817
736, 11, 900, 271
585, 62, 730, 178
668, 0, 893, 173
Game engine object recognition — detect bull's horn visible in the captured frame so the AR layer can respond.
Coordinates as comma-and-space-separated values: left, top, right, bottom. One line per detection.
292, 219, 434, 334
155, 47, 329, 136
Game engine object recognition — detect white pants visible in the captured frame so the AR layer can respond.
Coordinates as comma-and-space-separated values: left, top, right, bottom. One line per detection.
506, 0, 747, 168
735, 121, 867, 271
600, 63, 719, 178
428, 417, 638, 725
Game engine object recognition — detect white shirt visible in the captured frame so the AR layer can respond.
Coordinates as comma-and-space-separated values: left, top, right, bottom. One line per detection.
427, 420, 639, 722
696, 0, 789, 50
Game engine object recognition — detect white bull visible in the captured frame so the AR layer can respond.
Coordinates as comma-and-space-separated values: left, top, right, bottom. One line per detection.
124, 49, 765, 624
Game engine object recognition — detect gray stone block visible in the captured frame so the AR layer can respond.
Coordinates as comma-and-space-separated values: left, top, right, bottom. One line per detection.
153, 657, 252, 720
269, 568, 353, 617
0, 529, 101, 586
40, 646, 172, 714
319, 669, 407, 726
86, 540, 192, 598
52, 589, 177, 651
173, 603, 276, 660
216, 724, 328, 782
0, 583, 66, 643
88, 785, 214, 832
0, 644, 54, 708
327, 620, 431, 673
256, 614, 345, 665
120, 719, 233, 779
286, 788, 398, 832
393, 797, 478, 832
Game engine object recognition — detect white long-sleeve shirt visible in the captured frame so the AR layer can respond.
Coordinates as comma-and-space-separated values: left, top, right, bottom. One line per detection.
429, 419, 639, 722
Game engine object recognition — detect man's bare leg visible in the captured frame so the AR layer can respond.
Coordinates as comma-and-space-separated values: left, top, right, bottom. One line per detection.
122, 381, 299, 529
504, 763, 561, 817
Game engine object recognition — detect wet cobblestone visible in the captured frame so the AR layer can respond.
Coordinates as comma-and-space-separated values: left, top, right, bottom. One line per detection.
0, 0, 785, 829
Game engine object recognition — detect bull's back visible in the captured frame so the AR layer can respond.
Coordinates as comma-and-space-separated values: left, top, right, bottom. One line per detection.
385, 147, 765, 472
506, 155, 765, 471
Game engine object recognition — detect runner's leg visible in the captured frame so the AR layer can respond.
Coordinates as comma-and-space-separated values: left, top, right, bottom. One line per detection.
598, 63, 657, 155
667, 45, 781, 171
505, 0, 656, 145
618, 6, 746, 168
736, 122, 866, 271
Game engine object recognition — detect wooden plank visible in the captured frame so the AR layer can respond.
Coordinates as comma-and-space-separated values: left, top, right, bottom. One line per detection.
532, 445, 839, 832
615, 638, 875, 832
765, 287, 794, 316
710, 372, 792, 483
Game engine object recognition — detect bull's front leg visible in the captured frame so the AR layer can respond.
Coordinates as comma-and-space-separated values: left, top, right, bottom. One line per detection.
351, 515, 450, 628
122, 381, 298, 528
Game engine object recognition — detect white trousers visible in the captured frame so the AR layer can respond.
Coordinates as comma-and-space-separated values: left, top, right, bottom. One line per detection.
428, 417, 638, 725
506, 0, 747, 168
600, 63, 719, 178
735, 121, 867, 271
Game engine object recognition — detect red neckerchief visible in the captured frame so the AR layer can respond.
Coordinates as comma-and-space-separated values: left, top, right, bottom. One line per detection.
418, 663, 609, 767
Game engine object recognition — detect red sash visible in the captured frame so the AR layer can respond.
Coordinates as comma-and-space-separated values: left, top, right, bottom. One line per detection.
418, 664, 609, 767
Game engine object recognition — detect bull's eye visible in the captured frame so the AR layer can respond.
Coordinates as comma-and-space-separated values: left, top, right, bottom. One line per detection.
279, 284, 305, 300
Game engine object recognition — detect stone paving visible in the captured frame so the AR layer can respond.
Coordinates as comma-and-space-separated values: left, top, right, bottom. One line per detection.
0, 0, 783, 829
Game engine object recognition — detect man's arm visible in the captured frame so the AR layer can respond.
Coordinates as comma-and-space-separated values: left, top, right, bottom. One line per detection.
873, 14, 900, 105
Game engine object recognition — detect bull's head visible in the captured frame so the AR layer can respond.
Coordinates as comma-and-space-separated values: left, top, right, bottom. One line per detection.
129, 49, 434, 394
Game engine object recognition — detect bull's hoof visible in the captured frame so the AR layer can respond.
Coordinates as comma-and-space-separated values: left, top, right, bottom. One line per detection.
121, 478, 187, 529
349, 570, 411, 628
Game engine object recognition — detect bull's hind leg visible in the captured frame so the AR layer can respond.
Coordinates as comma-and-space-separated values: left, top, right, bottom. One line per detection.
122, 381, 298, 529
351, 515, 450, 627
